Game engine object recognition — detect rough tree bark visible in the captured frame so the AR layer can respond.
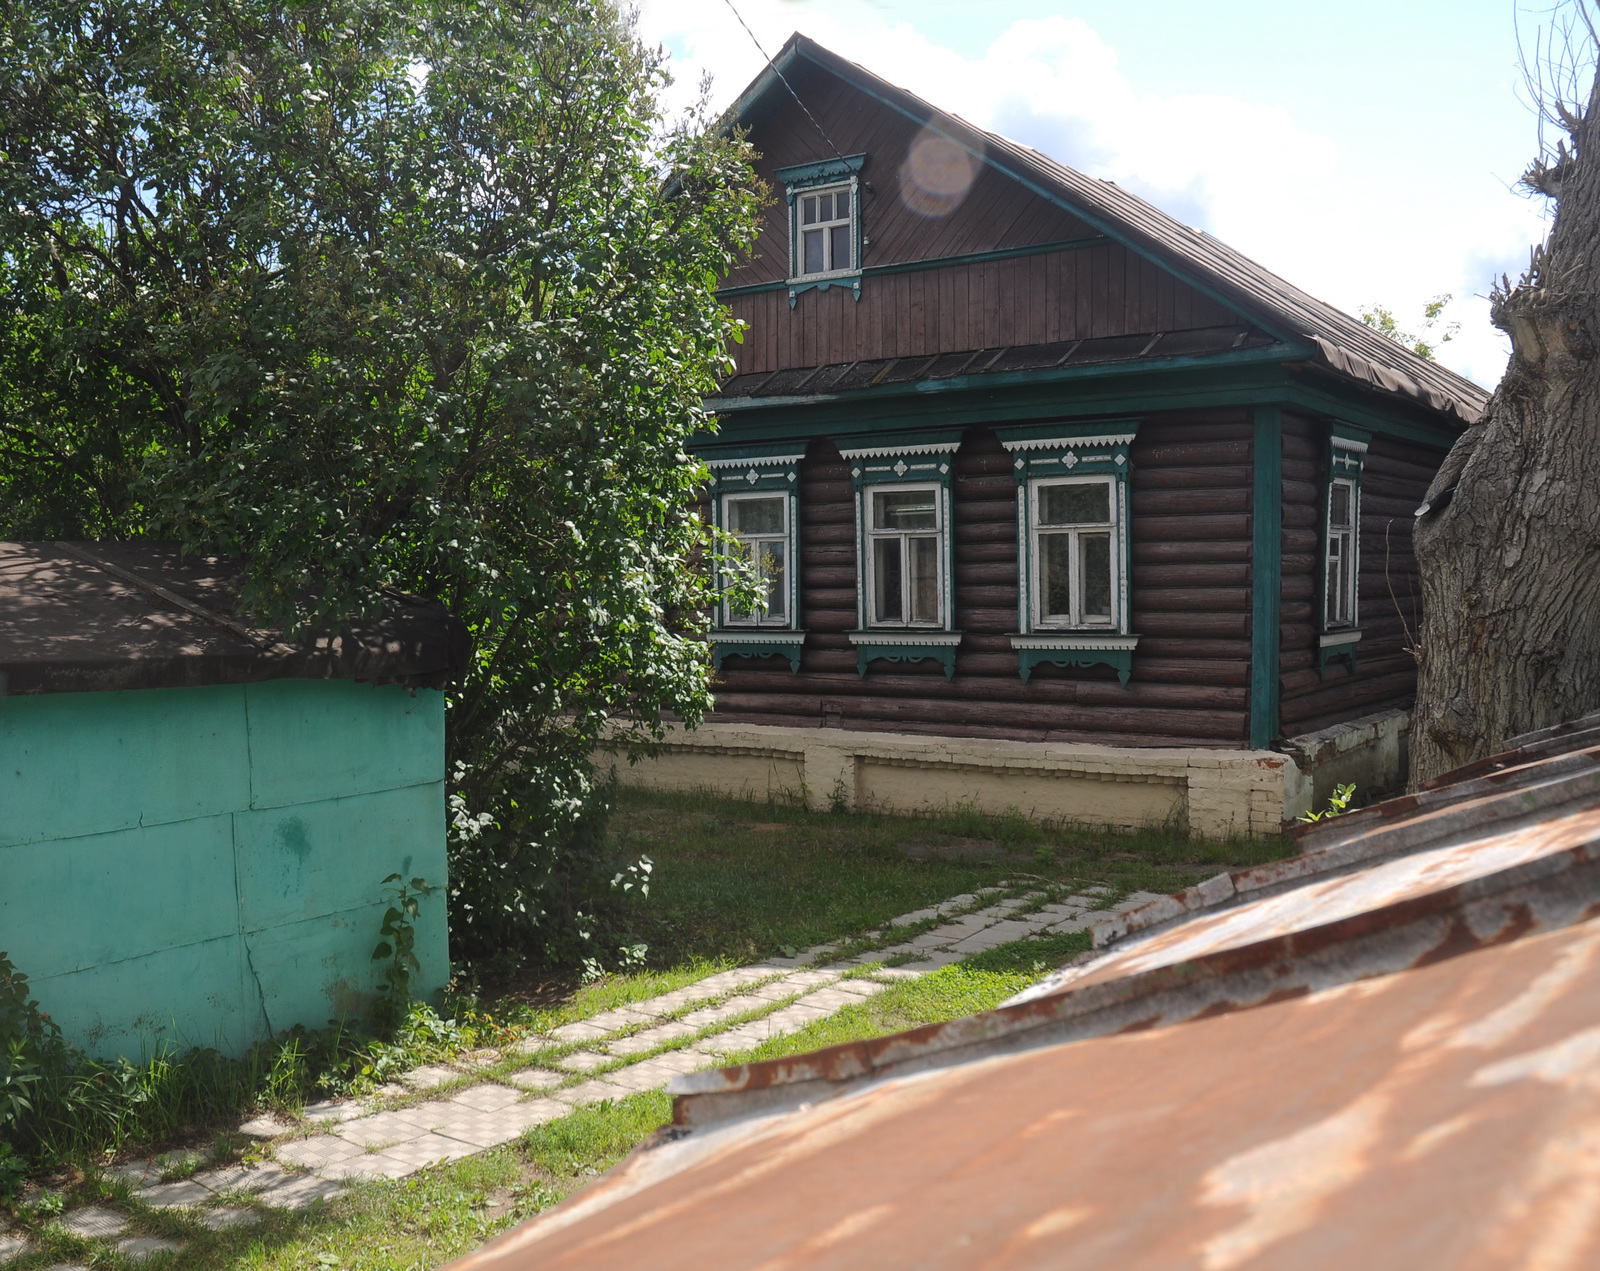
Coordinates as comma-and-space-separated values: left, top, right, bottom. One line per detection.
1411, 37, 1600, 784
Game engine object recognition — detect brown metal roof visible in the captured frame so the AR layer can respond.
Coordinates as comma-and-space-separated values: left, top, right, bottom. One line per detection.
717, 35, 1490, 427
715, 327, 1277, 403
0, 541, 469, 695
450, 713, 1600, 1269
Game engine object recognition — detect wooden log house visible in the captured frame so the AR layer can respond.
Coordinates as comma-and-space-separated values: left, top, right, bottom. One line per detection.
614, 36, 1488, 836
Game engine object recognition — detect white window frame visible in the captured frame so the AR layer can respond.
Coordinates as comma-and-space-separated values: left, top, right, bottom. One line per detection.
793, 181, 856, 280
1029, 475, 1121, 631
864, 481, 945, 629
720, 491, 792, 629
1324, 475, 1359, 630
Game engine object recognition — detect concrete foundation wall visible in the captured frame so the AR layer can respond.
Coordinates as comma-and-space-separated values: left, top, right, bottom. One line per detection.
603, 711, 1413, 840
0, 680, 449, 1060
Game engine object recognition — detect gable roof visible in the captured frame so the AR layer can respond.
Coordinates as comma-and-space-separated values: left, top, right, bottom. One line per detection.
722, 34, 1489, 427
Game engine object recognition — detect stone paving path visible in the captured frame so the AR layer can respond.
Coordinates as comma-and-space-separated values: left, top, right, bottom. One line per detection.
1, 883, 1160, 1268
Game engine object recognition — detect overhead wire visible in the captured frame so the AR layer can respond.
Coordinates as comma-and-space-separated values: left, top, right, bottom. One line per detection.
719, 0, 849, 165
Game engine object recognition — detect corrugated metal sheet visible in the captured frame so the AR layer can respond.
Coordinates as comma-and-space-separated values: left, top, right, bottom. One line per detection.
714, 35, 1488, 427
450, 714, 1600, 1268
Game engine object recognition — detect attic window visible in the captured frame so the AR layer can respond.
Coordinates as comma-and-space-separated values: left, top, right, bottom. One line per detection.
774, 154, 866, 305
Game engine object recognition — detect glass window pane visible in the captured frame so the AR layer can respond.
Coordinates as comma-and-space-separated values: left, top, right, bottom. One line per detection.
873, 488, 937, 530
1330, 482, 1352, 528
1039, 482, 1110, 526
762, 541, 786, 619
873, 537, 903, 623
1326, 534, 1345, 624
729, 496, 783, 536
803, 228, 824, 274
909, 536, 939, 623
1081, 534, 1112, 622
830, 223, 850, 271
802, 196, 817, 226
1041, 533, 1072, 620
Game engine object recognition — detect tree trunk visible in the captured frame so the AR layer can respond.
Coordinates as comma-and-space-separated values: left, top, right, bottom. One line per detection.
1411, 66, 1600, 784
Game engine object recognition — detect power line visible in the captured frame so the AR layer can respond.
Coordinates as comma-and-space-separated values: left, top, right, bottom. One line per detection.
719, 0, 848, 165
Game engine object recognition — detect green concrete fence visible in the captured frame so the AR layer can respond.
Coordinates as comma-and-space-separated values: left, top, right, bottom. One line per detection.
0, 679, 449, 1059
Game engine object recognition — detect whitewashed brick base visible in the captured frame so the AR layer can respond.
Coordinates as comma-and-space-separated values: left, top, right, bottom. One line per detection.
599, 710, 1411, 841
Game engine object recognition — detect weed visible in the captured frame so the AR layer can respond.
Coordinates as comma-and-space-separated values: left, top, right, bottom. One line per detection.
371, 874, 436, 1036
1299, 783, 1357, 823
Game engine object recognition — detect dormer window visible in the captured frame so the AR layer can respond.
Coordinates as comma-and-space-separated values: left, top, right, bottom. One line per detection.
774, 154, 866, 305
798, 186, 853, 276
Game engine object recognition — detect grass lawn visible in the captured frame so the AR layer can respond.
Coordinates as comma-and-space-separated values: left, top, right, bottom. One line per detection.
3, 790, 1293, 1269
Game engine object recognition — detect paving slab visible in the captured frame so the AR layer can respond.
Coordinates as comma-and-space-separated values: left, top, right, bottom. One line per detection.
1046, 914, 1096, 934
556, 1050, 609, 1072
332, 1110, 427, 1149
274, 1137, 365, 1171
782, 969, 842, 991
581, 1006, 656, 1032
329, 1154, 415, 1182
548, 1020, 612, 1044
302, 1100, 362, 1125
506, 1067, 563, 1092
949, 919, 1044, 952
606, 1020, 698, 1056
197, 1162, 293, 1196
446, 1083, 525, 1113
58, 1207, 129, 1240
196, 1209, 260, 1231
832, 978, 889, 998
255, 1174, 346, 1208
549, 1078, 635, 1106
117, 1236, 186, 1262
135, 1180, 212, 1209
237, 1113, 296, 1138
101, 1158, 157, 1187
888, 906, 941, 927
39, 1265, 90, 1271
399, 1064, 459, 1092
0, 1233, 31, 1264
867, 965, 925, 981
796, 986, 872, 1013
499, 1098, 570, 1133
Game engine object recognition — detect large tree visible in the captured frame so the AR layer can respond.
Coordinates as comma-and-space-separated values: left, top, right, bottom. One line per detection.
0, 0, 762, 962
1411, 10, 1600, 783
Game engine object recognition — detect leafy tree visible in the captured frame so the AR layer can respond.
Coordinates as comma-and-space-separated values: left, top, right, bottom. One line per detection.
0, 0, 763, 963
1358, 294, 1459, 362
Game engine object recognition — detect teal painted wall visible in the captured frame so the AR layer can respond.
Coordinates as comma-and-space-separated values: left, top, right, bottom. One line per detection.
0, 680, 449, 1059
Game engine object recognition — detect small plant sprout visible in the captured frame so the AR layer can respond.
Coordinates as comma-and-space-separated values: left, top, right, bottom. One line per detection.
372, 874, 435, 1035
1299, 783, 1357, 824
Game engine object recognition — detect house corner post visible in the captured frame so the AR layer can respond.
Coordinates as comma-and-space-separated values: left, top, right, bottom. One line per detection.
1250, 405, 1283, 750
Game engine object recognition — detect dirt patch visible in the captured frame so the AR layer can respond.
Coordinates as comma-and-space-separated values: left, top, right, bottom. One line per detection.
896, 837, 1033, 864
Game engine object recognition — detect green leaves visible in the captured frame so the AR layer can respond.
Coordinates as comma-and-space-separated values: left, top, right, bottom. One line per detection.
0, 0, 763, 964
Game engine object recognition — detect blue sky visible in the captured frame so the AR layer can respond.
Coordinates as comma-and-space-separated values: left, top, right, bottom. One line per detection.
637, 0, 1558, 387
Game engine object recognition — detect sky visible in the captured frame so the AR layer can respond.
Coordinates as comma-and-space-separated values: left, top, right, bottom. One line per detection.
634, 0, 1563, 389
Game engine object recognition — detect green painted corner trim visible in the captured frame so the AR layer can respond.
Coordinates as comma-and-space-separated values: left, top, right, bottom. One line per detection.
1250, 405, 1283, 749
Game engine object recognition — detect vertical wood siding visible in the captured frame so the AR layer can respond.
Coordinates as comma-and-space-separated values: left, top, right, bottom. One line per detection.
1277, 414, 1444, 736
709, 413, 1253, 748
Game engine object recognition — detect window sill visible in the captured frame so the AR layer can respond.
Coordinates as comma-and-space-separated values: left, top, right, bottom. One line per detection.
847, 630, 961, 679
712, 630, 806, 674
1316, 629, 1362, 678
1010, 633, 1139, 686
787, 271, 862, 304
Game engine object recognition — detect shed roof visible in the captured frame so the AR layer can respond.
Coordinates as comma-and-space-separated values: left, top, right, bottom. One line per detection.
449, 711, 1600, 1269
0, 541, 469, 695
715, 35, 1490, 428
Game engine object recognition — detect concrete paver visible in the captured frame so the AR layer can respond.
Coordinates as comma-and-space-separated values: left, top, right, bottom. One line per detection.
196, 1209, 260, 1230
134, 1179, 211, 1209
0, 1233, 32, 1264
117, 1236, 185, 1262
506, 1067, 563, 1091
58, 1208, 128, 1240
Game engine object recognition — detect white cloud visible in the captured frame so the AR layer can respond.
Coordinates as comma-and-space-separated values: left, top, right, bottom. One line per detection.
637, 4, 1548, 388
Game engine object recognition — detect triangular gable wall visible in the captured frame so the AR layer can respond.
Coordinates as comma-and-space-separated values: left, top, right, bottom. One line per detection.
727, 60, 1247, 376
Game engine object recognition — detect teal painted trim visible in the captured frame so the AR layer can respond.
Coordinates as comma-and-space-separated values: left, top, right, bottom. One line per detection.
712, 639, 805, 674
715, 235, 1111, 299
708, 344, 1309, 418
804, 58, 1294, 345
787, 273, 861, 305
1018, 647, 1134, 686
835, 426, 965, 453
855, 642, 958, 679
1250, 405, 1283, 749
774, 154, 866, 188
1284, 381, 1460, 450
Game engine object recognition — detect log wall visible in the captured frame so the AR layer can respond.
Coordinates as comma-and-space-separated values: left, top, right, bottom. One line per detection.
1276, 415, 1441, 736
708, 410, 1254, 748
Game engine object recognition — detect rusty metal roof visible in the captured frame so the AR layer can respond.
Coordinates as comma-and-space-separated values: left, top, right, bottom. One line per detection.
712, 35, 1489, 427
0, 541, 469, 695
451, 712, 1600, 1270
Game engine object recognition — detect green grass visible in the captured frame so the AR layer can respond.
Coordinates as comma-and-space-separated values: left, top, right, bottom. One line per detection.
611, 786, 1291, 965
